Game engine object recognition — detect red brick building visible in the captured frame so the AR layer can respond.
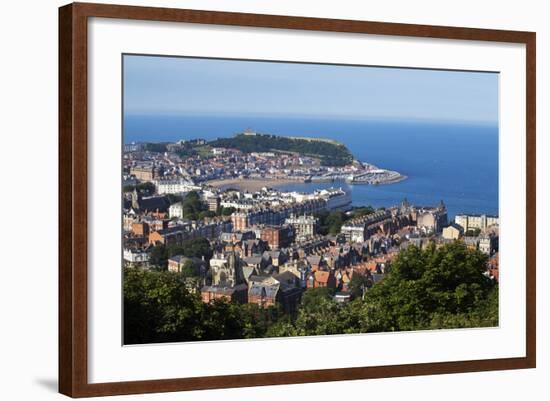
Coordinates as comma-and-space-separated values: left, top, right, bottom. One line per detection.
200, 283, 248, 304
306, 269, 336, 289
148, 226, 186, 246
247, 273, 302, 312
261, 225, 293, 249
487, 253, 499, 282
131, 222, 149, 237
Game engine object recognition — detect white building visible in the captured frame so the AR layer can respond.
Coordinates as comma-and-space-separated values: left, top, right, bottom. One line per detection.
316, 187, 352, 210
479, 236, 491, 255
169, 202, 184, 219
220, 200, 257, 211
154, 178, 195, 195
211, 147, 227, 155
341, 225, 367, 243
123, 142, 144, 152
442, 224, 463, 240
478, 234, 498, 255
455, 214, 499, 233
285, 214, 318, 239
123, 248, 149, 267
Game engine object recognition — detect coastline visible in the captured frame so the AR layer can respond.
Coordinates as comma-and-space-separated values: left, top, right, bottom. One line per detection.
350, 174, 408, 185
205, 173, 408, 193
205, 177, 300, 192
383, 174, 408, 184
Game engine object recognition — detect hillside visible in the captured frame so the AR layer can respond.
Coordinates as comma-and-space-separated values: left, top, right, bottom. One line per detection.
209, 133, 354, 166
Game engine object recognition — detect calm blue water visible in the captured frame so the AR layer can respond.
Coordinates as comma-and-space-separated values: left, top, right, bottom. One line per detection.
124, 114, 498, 218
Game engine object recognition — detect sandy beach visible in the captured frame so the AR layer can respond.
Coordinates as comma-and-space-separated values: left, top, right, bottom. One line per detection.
205, 177, 300, 192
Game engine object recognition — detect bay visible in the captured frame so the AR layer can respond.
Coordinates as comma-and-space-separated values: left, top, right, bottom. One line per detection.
124, 114, 499, 219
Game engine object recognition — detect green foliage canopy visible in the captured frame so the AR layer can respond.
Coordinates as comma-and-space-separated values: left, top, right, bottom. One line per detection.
209, 134, 354, 167
123, 181, 156, 195
149, 237, 214, 270
174, 191, 208, 221
124, 268, 280, 344
144, 142, 168, 153
361, 242, 496, 332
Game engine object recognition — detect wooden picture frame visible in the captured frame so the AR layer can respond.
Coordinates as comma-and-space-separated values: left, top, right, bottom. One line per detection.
59, 2, 536, 397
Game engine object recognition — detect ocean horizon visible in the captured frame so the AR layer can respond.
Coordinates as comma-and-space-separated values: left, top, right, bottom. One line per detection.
123, 113, 499, 219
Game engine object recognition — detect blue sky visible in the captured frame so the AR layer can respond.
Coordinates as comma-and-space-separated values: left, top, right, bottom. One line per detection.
123, 54, 499, 124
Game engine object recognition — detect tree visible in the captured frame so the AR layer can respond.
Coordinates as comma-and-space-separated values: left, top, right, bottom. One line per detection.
175, 191, 208, 221
315, 210, 348, 235
265, 321, 298, 338
175, 142, 198, 158
359, 241, 495, 332
294, 295, 349, 336
350, 206, 375, 219
149, 244, 168, 270
315, 208, 376, 236
122, 181, 155, 195
137, 182, 156, 195
151, 238, 213, 269
180, 237, 213, 260
166, 193, 183, 204
180, 260, 198, 278
144, 142, 167, 153
209, 133, 354, 167
124, 269, 273, 344
198, 210, 216, 220
465, 228, 482, 237
348, 273, 368, 299
326, 211, 346, 234
221, 206, 236, 216
300, 287, 333, 310
123, 268, 204, 344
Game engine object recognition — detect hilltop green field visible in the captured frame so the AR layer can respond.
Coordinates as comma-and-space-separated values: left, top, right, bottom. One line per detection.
209, 133, 354, 166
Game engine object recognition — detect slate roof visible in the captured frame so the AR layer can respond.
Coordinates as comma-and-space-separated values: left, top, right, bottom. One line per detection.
243, 256, 263, 266
168, 255, 206, 267
307, 255, 322, 266
242, 265, 258, 281
267, 251, 281, 259
139, 196, 170, 212
273, 271, 298, 292
445, 223, 464, 232
169, 255, 188, 263
248, 281, 280, 299
201, 283, 247, 295
245, 239, 261, 247
156, 226, 186, 235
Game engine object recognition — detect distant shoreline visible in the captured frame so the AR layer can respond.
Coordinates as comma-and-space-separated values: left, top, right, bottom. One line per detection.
205, 177, 300, 192
351, 174, 408, 185
206, 173, 408, 192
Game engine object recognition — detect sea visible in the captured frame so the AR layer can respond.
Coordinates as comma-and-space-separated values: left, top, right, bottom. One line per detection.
124, 114, 499, 219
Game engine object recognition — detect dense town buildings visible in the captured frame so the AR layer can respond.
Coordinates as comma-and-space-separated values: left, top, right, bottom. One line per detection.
122, 137, 499, 315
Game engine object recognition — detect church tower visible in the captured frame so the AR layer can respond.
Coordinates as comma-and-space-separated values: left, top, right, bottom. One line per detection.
227, 250, 244, 286
131, 188, 141, 211
400, 198, 411, 215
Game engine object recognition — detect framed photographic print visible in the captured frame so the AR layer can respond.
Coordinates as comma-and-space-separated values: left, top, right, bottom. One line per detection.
58, 2, 536, 397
